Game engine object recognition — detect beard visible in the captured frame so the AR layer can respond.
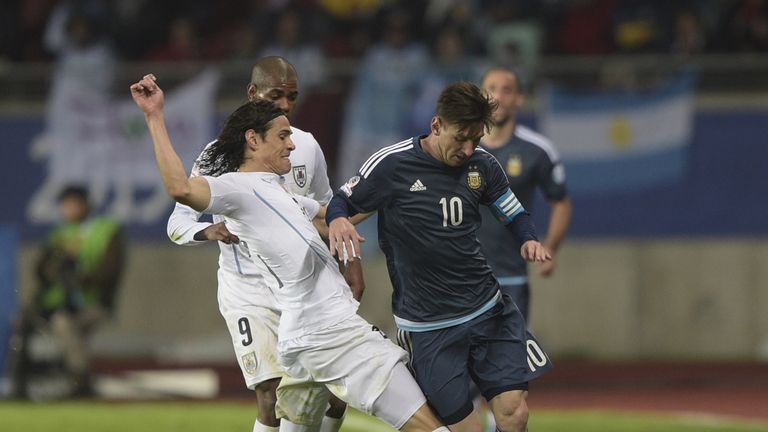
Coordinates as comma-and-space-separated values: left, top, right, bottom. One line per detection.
492, 111, 511, 127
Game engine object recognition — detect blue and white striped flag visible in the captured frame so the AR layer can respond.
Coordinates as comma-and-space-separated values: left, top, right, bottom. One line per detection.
539, 73, 695, 194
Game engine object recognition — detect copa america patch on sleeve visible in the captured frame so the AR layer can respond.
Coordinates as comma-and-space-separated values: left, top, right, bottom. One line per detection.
242, 352, 258, 375
340, 175, 360, 197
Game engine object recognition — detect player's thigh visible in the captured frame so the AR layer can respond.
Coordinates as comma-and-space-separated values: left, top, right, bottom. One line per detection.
398, 325, 475, 425
469, 296, 551, 402
369, 361, 429, 430
222, 307, 282, 390
288, 316, 413, 419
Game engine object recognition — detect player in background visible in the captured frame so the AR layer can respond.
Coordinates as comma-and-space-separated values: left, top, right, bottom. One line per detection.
132, 73, 449, 432
166, 57, 358, 432
478, 66, 572, 321
326, 82, 552, 432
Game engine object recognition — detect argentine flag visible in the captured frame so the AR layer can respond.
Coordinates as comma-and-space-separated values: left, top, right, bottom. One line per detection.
540, 73, 695, 195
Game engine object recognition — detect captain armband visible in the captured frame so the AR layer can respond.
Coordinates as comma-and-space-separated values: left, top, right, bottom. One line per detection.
490, 188, 524, 225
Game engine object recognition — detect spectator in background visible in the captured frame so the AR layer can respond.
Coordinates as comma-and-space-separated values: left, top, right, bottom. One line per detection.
424, 0, 487, 56
147, 17, 201, 62
720, 0, 768, 51
553, 0, 616, 55
611, 0, 668, 53
334, 7, 428, 187
13, 186, 125, 398
260, 9, 328, 89
671, 9, 707, 56
408, 26, 487, 136
44, 2, 114, 90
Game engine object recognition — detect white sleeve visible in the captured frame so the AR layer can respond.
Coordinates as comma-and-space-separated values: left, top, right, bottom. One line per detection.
293, 196, 320, 220
203, 175, 239, 216
165, 144, 215, 246
166, 202, 211, 246
306, 133, 334, 205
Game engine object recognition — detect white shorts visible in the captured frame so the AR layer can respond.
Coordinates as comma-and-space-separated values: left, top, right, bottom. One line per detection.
275, 315, 426, 428
217, 269, 283, 389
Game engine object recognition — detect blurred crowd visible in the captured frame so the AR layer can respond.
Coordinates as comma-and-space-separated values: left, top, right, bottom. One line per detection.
2, 0, 768, 67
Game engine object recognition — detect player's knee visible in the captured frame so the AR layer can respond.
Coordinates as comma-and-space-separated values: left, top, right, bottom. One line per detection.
493, 397, 528, 432
325, 394, 347, 418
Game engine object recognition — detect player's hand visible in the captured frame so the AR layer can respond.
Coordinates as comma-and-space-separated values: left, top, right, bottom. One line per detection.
194, 222, 240, 244
537, 254, 556, 277
328, 217, 365, 263
520, 240, 551, 263
130, 74, 164, 116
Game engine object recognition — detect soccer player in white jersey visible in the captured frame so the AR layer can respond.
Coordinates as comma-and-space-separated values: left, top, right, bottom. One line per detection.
166, 57, 361, 432
131, 74, 448, 432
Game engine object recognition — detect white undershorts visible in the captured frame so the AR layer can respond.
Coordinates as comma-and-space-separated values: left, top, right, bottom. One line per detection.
275, 314, 426, 428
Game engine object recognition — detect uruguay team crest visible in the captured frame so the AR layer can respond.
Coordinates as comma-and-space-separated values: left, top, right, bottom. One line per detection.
292, 165, 307, 188
467, 166, 482, 190
242, 352, 258, 375
506, 155, 522, 177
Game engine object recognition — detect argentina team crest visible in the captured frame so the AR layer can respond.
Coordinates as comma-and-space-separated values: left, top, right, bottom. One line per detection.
507, 155, 522, 177
467, 165, 482, 190
241, 352, 258, 375
292, 165, 307, 188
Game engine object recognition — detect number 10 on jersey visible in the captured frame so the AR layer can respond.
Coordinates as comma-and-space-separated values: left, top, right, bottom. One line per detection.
439, 197, 463, 227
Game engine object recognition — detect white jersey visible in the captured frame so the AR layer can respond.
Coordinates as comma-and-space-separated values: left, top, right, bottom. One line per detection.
166, 126, 333, 277
203, 171, 359, 340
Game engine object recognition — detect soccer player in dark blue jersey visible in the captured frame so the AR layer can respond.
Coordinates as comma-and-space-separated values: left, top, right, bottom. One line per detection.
326, 82, 552, 432
478, 66, 572, 321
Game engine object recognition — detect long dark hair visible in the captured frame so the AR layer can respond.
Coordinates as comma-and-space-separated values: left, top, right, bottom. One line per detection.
197, 100, 285, 176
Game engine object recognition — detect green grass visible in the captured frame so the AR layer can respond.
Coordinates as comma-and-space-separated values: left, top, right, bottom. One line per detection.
0, 402, 766, 432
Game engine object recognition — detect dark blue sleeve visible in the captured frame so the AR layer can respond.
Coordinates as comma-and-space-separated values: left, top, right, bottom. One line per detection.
506, 212, 538, 243
325, 159, 394, 223
480, 153, 512, 206
480, 152, 538, 242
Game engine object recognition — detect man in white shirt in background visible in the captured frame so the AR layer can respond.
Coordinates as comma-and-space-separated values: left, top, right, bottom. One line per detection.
165, 57, 362, 432
131, 73, 448, 432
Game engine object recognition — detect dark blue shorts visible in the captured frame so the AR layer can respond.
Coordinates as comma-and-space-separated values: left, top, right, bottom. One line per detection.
500, 282, 530, 322
396, 294, 552, 425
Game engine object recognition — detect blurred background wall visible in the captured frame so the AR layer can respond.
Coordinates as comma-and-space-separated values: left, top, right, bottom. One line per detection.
2, 0, 768, 366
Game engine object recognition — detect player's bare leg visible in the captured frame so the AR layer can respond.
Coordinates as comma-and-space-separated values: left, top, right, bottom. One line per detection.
320, 394, 347, 432
488, 390, 528, 432
446, 409, 483, 432
399, 403, 449, 432
254, 378, 281, 430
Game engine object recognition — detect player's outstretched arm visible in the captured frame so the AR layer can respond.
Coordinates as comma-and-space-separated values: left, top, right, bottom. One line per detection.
130, 74, 211, 212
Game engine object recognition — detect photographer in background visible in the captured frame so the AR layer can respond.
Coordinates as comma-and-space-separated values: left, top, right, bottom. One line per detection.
12, 185, 124, 398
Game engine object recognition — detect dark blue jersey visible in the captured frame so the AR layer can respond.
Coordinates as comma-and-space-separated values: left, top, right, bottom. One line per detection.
477, 125, 568, 282
333, 136, 534, 331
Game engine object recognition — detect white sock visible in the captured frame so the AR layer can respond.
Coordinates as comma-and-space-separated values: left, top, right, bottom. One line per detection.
432, 427, 451, 432
253, 420, 279, 432
279, 419, 321, 432
319, 410, 346, 432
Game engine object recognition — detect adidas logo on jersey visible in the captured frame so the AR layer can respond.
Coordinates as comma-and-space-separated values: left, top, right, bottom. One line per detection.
410, 179, 427, 192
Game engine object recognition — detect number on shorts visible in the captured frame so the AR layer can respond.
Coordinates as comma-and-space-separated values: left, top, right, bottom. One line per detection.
526, 339, 547, 372
238, 317, 253, 346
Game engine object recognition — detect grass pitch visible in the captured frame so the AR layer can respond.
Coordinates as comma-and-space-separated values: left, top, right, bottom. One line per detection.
1, 402, 767, 432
